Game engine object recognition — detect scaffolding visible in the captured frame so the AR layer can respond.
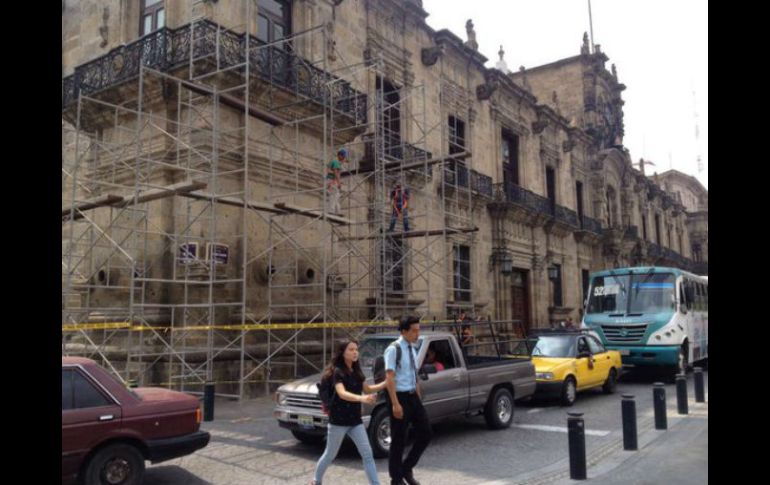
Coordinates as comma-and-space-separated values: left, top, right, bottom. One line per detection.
62, 6, 485, 398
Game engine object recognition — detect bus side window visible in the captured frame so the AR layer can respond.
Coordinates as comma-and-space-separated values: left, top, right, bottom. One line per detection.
696, 284, 703, 311
686, 281, 693, 310
704, 285, 708, 312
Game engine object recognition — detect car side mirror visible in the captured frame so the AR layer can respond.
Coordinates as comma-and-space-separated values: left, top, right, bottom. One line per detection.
419, 363, 437, 380
578, 351, 592, 359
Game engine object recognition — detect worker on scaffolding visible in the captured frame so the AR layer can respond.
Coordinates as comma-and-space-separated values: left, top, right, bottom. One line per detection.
387, 182, 410, 232
327, 148, 347, 215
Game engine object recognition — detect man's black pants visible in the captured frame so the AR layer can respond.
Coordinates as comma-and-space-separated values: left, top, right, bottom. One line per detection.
388, 391, 432, 481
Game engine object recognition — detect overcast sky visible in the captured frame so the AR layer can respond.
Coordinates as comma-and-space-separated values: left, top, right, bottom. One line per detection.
421, 0, 708, 189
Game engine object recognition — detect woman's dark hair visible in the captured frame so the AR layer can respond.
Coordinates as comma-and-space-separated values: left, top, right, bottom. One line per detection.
322, 339, 365, 382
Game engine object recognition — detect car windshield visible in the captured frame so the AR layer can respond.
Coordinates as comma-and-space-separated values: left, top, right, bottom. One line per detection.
532, 336, 575, 358
628, 272, 676, 314
587, 273, 630, 314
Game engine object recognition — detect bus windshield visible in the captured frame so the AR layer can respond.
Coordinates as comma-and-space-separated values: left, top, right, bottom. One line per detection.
587, 272, 676, 315
587, 273, 630, 314
628, 273, 676, 314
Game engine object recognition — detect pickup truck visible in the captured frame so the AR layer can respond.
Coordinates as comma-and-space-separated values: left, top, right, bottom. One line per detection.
273, 331, 536, 457
62, 357, 210, 485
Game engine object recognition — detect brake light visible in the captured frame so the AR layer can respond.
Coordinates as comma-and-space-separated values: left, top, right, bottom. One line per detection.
195, 406, 202, 424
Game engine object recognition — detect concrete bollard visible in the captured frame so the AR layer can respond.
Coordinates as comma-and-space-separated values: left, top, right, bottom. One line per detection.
621, 394, 638, 451
204, 382, 215, 422
694, 367, 705, 403
676, 374, 688, 415
567, 412, 587, 480
653, 383, 667, 430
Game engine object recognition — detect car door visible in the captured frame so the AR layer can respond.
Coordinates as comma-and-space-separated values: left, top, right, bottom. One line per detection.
587, 336, 613, 387
574, 337, 595, 390
62, 366, 123, 479
418, 338, 468, 419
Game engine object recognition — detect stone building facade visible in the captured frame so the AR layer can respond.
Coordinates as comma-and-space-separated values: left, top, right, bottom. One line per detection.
62, 0, 702, 348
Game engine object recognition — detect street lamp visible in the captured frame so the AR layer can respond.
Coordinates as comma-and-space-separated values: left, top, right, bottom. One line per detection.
492, 249, 513, 275
547, 265, 559, 280
500, 252, 513, 275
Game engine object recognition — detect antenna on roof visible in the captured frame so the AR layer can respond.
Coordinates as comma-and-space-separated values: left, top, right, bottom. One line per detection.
587, 0, 596, 53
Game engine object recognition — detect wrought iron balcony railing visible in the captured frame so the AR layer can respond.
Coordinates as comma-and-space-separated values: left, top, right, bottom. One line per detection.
554, 205, 579, 227
62, 20, 367, 124
443, 164, 493, 197
581, 215, 603, 234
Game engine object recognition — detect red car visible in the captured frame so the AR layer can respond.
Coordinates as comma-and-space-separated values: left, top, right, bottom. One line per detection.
62, 357, 210, 485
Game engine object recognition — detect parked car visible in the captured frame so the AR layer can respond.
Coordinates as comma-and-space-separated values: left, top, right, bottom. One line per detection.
273, 331, 536, 457
529, 329, 623, 405
62, 357, 210, 485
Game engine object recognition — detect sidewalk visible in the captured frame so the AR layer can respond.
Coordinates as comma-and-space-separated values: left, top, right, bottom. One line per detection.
553, 402, 708, 484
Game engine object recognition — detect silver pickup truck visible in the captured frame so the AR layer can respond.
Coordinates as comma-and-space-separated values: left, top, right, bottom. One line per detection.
273, 331, 536, 457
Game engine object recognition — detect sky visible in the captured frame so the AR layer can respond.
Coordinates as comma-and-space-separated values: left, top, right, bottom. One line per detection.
421, 0, 708, 189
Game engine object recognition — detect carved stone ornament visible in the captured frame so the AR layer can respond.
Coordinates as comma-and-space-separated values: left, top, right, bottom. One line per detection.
532, 120, 548, 134
421, 45, 443, 66
562, 139, 576, 153
476, 78, 499, 100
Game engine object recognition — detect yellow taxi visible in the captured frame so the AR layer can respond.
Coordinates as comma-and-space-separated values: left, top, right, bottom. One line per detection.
530, 329, 623, 406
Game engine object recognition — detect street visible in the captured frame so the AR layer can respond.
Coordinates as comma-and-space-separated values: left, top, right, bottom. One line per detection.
145, 370, 707, 484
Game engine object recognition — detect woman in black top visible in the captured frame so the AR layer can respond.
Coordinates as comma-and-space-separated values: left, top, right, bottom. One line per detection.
311, 339, 387, 485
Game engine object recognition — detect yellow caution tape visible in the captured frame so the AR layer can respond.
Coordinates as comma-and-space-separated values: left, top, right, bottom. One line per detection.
62, 319, 470, 332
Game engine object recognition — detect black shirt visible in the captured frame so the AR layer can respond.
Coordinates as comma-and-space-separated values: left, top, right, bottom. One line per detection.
330, 365, 364, 426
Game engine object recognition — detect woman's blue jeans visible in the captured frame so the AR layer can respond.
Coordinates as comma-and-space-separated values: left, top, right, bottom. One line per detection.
313, 423, 380, 485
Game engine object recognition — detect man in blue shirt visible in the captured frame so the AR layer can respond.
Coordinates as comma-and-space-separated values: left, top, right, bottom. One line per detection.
383, 316, 431, 485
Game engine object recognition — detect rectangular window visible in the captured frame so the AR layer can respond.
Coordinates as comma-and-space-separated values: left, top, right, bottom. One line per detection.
449, 116, 467, 186
546, 166, 556, 213
448, 116, 466, 154
642, 215, 648, 240
140, 0, 165, 36
576, 181, 584, 227
377, 77, 401, 157
502, 129, 519, 186
552, 264, 562, 307
655, 214, 662, 245
257, 0, 291, 44
582, 269, 590, 307
384, 238, 404, 294
73, 371, 112, 409
62, 369, 74, 410
453, 244, 471, 302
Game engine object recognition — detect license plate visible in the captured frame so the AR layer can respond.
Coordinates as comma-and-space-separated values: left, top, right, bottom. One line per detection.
618, 349, 630, 356
298, 415, 314, 427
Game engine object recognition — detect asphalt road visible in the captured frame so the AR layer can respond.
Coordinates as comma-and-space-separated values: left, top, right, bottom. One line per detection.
145, 369, 708, 484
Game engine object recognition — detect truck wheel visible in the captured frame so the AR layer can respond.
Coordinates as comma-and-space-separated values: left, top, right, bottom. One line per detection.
291, 430, 325, 446
367, 406, 391, 458
484, 387, 514, 429
602, 368, 618, 394
83, 443, 145, 485
561, 377, 577, 406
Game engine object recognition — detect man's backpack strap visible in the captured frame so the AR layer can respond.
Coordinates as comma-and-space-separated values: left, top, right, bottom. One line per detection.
389, 341, 402, 371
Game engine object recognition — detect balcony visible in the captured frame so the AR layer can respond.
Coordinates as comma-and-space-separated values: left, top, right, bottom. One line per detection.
554, 205, 579, 227
490, 182, 585, 236
623, 225, 639, 240
443, 164, 493, 198
62, 20, 367, 130
359, 134, 433, 177
580, 216, 603, 234
497, 182, 552, 215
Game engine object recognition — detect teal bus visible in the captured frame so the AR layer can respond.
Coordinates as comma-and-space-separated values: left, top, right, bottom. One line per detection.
582, 266, 708, 377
